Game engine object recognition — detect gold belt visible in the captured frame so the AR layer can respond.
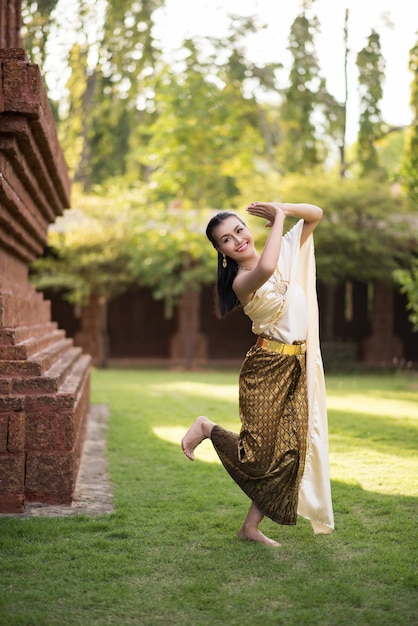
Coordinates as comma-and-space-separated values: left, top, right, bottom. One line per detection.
255, 336, 306, 355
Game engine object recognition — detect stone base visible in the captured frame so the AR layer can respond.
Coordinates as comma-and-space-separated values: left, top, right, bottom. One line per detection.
170, 332, 208, 367
362, 335, 403, 366
0, 319, 91, 513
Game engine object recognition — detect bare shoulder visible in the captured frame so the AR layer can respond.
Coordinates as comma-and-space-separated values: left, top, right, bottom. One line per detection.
232, 273, 254, 308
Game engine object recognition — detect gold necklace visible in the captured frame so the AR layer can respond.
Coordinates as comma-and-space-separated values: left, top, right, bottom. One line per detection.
238, 265, 255, 271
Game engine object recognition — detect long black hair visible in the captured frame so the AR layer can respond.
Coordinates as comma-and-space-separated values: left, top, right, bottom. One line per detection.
206, 211, 246, 318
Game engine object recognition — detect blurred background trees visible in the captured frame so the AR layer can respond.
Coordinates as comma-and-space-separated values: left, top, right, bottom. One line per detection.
22, 0, 418, 363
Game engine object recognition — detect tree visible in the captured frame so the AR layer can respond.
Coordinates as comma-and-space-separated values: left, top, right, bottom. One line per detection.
21, 0, 61, 68
23, 1, 416, 361
356, 30, 386, 177
30, 186, 139, 365
338, 8, 349, 178
401, 35, 418, 205
138, 37, 267, 209
24, 0, 165, 190
30, 183, 216, 364
394, 256, 418, 331
207, 14, 282, 167
394, 35, 418, 330
277, 4, 343, 173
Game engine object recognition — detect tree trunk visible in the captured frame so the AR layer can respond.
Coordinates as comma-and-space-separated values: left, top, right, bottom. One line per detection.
74, 296, 109, 368
322, 283, 336, 341
170, 288, 207, 369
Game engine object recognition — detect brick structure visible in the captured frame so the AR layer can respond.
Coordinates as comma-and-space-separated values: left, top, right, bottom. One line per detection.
0, 7, 91, 513
362, 282, 403, 365
0, 0, 21, 48
170, 288, 208, 368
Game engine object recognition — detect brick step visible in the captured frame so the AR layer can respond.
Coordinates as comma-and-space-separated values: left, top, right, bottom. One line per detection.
0, 291, 51, 328
0, 322, 58, 346
11, 346, 83, 394
24, 352, 91, 411
24, 354, 91, 453
0, 328, 66, 360
0, 353, 90, 415
57, 353, 91, 403
0, 337, 74, 377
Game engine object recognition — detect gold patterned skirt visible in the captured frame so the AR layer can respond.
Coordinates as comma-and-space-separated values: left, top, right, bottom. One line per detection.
210, 344, 308, 525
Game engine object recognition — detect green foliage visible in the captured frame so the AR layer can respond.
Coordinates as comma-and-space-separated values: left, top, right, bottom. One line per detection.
356, 30, 386, 177
58, 42, 90, 175
401, 36, 418, 204
30, 183, 217, 315
31, 171, 414, 316
394, 256, 418, 331
21, 0, 60, 66
41, 0, 164, 189
22, 0, 417, 324
229, 171, 414, 288
139, 52, 263, 209
277, 9, 343, 173
260, 172, 413, 284
377, 129, 407, 181
317, 182, 412, 284
31, 186, 138, 304
126, 203, 217, 316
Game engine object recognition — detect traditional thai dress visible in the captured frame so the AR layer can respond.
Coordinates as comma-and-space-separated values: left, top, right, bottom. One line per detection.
211, 219, 334, 534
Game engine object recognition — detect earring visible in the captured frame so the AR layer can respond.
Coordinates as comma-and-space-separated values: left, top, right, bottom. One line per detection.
222, 254, 227, 269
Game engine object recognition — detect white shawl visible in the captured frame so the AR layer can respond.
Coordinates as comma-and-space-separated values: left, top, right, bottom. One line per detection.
296, 223, 334, 534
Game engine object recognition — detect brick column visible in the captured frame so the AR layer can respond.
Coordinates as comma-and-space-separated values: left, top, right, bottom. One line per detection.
74, 296, 108, 368
362, 281, 403, 365
170, 288, 207, 368
0, 48, 91, 513
0, 0, 22, 48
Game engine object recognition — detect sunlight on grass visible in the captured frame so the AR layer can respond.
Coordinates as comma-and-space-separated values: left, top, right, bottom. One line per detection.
152, 377, 418, 496
327, 394, 418, 419
154, 425, 418, 495
150, 381, 238, 401
330, 449, 416, 496
2, 370, 417, 626
152, 380, 239, 461
153, 426, 221, 463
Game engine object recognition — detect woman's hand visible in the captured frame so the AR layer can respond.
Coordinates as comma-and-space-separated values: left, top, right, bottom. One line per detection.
246, 202, 286, 228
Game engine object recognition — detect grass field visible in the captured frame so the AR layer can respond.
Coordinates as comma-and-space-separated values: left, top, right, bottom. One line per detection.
0, 368, 417, 625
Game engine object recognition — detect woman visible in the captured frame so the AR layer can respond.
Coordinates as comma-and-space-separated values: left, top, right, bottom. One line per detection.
181, 201, 334, 546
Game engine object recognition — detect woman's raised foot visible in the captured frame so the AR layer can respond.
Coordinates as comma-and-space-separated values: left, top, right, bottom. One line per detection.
181, 416, 214, 461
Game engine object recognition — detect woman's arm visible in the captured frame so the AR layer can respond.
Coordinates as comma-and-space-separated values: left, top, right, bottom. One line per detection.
232, 201, 323, 305
281, 203, 323, 246
233, 202, 286, 303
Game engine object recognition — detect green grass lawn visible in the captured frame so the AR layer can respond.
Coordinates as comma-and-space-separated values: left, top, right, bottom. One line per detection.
0, 368, 417, 626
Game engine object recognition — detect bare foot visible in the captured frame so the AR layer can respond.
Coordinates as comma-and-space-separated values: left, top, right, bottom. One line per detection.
181, 416, 214, 461
237, 526, 282, 547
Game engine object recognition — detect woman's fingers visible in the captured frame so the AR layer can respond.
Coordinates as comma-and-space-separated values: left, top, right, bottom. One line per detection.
246, 204, 275, 219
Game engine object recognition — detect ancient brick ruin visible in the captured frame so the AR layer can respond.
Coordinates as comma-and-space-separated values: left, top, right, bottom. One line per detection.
0, 3, 91, 513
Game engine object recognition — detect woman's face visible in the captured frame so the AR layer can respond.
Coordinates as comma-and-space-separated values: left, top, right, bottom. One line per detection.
213, 216, 255, 263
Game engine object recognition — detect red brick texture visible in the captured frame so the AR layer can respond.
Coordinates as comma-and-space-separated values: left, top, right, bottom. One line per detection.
362, 282, 403, 365
0, 47, 91, 514
0, 1, 22, 49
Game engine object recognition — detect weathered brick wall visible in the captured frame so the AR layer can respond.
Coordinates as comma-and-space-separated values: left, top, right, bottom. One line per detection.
0, 43, 91, 513
0, 0, 22, 48
362, 282, 403, 365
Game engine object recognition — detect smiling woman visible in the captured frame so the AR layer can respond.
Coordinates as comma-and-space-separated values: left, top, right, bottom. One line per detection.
181, 200, 333, 547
